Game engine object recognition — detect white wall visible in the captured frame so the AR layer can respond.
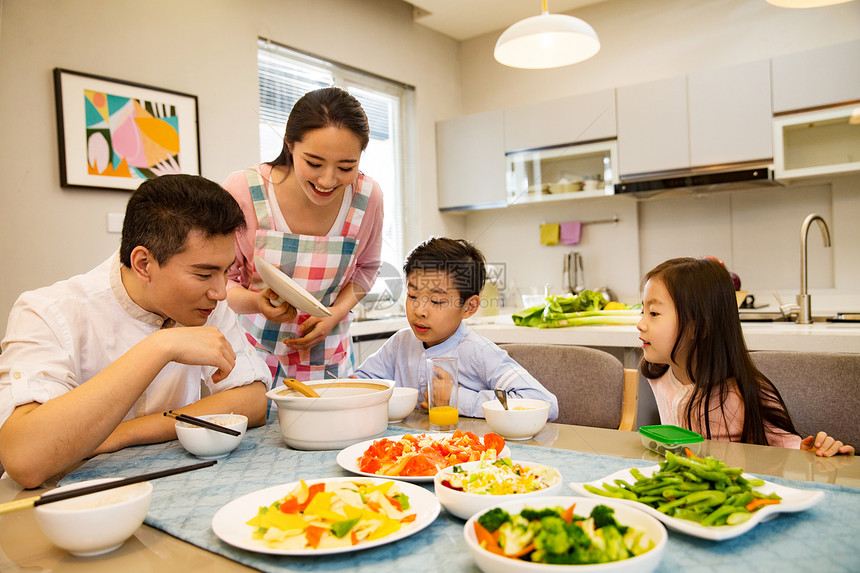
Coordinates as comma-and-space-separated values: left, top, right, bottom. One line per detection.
457, 0, 860, 307
0, 0, 465, 334
2, 0, 859, 336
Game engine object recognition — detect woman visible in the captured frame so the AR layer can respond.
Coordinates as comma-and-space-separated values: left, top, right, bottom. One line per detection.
224, 87, 383, 384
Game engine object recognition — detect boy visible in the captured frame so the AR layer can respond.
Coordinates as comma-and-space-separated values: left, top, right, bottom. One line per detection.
354, 237, 558, 420
0, 175, 272, 487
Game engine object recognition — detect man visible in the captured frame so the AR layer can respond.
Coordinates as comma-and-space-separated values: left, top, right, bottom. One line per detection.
0, 175, 272, 487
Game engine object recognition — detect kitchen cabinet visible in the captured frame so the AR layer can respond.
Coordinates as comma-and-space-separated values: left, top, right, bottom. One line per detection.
773, 102, 860, 180
617, 76, 689, 177
505, 140, 617, 205
617, 61, 773, 178
688, 59, 772, 167
772, 39, 860, 114
352, 333, 393, 364
503, 89, 616, 152
436, 110, 506, 211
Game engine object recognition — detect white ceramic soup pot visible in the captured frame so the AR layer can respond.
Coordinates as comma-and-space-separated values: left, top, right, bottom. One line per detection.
266, 379, 394, 450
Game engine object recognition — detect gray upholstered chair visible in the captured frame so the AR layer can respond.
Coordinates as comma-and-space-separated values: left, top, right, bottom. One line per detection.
751, 351, 860, 447
499, 343, 638, 431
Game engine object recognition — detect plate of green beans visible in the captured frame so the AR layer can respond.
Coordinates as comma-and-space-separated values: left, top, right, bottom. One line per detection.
568, 451, 824, 540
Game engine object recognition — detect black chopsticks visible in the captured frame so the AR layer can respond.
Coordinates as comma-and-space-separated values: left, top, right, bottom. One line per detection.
163, 411, 242, 436
0, 460, 217, 515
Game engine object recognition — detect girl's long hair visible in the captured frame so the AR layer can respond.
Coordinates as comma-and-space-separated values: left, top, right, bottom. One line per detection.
640, 257, 798, 445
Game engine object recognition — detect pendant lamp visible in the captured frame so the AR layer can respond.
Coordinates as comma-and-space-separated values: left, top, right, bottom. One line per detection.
766, 0, 854, 6
494, 0, 600, 69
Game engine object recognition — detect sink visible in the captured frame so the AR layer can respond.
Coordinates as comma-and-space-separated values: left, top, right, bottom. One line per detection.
739, 311, 857, 323
827, 312, 860, 323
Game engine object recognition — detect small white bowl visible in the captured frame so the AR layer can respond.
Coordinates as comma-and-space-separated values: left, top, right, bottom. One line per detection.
34, 478, 153, 556
434, 459, 562, 520
482, 399, 550, 440
388, 386, 419, 422
174, 413, 247, 459
464, 496, 667, 573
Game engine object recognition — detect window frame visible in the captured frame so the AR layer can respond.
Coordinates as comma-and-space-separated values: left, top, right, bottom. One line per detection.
256, 39, 417, 306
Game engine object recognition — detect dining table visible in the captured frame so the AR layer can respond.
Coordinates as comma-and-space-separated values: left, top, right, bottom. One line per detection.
1, 411, 858, 573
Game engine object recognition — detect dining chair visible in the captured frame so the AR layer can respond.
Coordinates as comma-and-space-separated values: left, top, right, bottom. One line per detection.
751, 351, 860, 447
498, 343, 638, 431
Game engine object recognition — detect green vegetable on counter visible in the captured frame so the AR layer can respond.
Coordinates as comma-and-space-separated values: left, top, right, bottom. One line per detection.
512, 290, 642, 328
584, 450, 780, 527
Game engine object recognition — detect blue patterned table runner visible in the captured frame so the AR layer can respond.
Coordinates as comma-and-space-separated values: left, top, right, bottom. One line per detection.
62, 423, 859, 572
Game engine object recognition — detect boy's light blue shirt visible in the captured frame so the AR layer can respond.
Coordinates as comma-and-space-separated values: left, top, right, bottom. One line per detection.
354, 322, 559, 421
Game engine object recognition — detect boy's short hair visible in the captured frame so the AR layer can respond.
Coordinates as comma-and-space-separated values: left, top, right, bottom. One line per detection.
403, 237, 486, 301
119, 174, 246, 267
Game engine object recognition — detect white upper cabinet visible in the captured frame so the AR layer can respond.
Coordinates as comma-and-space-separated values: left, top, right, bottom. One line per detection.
688, 59, 773, 167
773, 102, 860, 180
617, 76, 689, 177
503, 89, 617, 152
772, 39, 860, 113
618, 61, 773, 178
435, 110, 506, 211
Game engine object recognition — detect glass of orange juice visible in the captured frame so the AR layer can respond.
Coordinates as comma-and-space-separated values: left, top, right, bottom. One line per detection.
427, 357, 458, 432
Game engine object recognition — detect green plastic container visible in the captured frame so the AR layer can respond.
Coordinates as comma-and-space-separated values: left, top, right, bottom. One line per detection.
638, 424, 704, 456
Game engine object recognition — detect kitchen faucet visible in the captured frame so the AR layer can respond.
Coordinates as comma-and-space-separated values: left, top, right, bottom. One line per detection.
797, 213, 831, 324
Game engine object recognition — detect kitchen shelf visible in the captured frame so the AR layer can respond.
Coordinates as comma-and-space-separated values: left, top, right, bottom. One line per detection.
505, 139, 617, 206
773, 102, 860, 180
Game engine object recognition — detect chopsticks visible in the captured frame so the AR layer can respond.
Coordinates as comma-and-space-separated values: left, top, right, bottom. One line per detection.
163, 411, 242, 436
0, 459, 217, 515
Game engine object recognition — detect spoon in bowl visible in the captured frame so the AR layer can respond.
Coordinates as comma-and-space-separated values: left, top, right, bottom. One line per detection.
284, 378, 320, 398
494, 388, 509, 410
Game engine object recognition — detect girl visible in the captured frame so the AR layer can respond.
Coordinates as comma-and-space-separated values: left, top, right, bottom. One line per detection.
638, 257, 853, 457
224, 87, 383, 384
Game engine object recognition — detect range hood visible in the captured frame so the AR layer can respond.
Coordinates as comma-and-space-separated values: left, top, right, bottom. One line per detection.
615, 162, 781, 198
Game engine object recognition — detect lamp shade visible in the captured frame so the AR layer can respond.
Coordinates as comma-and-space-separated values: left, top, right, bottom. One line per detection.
494, 12, 600, 69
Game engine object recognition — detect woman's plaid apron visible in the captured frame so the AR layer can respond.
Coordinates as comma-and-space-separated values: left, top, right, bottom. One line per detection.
238, 168, 371, 385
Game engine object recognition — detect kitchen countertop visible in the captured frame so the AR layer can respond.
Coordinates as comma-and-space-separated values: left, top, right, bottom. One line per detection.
349, 311, 860, 353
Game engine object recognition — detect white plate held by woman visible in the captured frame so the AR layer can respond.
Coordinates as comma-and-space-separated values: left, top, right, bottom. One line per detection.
254, 254, 331, 317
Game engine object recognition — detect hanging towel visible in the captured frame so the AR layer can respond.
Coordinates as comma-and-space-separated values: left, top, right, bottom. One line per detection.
540, 223, 560, 245
560, 221, 583, 245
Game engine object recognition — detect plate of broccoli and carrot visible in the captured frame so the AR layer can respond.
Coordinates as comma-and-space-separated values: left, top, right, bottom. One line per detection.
569, 450, 824, 541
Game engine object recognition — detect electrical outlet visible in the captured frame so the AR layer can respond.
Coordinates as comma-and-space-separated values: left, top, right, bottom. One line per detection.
107, 213, 124, 233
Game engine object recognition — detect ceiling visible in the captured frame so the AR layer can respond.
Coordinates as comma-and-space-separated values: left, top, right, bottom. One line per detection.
406, 0, 611, 41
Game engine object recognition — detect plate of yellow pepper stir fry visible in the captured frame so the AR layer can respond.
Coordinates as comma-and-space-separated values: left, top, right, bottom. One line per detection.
211, 477, 440, 554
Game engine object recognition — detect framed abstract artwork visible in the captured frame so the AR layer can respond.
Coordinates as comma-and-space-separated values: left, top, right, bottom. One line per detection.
53, 68, 200, 191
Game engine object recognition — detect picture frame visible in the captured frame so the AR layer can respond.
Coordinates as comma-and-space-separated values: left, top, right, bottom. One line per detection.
53, 68, 200, 191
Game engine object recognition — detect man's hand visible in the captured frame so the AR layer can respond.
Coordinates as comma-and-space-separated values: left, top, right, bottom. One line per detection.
159, 326, 236, 382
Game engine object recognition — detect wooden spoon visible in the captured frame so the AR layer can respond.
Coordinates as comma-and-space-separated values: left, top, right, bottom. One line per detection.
283, 378, 320, 398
